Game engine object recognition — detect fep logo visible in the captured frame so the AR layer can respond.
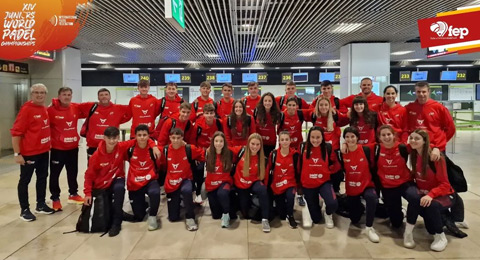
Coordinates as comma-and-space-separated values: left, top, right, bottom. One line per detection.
430, 21, 469, 39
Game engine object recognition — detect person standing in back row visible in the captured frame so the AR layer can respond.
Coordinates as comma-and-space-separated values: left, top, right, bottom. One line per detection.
190, 81, 215, 122
339, 77, 383, 114
276, 81, 310, 111
128, 79, 161, 139
11, 83, 55, 221
243, 82, 261, 116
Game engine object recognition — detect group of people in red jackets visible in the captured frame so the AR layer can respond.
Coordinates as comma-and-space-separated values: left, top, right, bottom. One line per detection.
11, 78, 465, 251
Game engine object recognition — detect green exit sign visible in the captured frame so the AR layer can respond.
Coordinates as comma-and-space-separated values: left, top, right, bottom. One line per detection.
165, 0, 185, 32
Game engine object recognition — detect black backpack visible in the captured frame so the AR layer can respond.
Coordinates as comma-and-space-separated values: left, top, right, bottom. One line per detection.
127, 145, 157, 171
74, 189, 111, 234
298, 142, 333, 175
163, 144, 197, 176
169, 118, 191, 133
428, 156, 467, 193
268, 150, 299, 186
230, 147, 246, 176
279, 110, 305, 130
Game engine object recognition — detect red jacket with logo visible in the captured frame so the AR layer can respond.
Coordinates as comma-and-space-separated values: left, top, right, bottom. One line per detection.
216, 98, 234, 119
224, 115, 256, 146
351, 114, 377, 145
190, 96, 215, 121
159, 95, 184, 119
276, 95, 310, 111
254, 111, 277, 146
376, 143, 412, 188
79, 102, 131, 148
233, 153, 264, 189
377, 102, 408, 142
340, 93, 383, 114
83, 139, 137, 196
265, 148, 298, 194
405, 99, 455, 151
278, 110, 308, 149
342, 146, 375, 196
299, 145, 339, 189
128, 94, 160, 138
48, 99, 87, 150
157, 117, 194, 146
305, 110, 348, 150
10, 101, 51, 156
204, 147, 242, 192
163, 144, 205, 193
192, 116, 223, 148
414, 156, 453, 198
243, 95, 261, 116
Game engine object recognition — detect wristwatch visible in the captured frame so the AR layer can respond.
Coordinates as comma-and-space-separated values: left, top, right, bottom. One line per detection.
14, 153, 21, 156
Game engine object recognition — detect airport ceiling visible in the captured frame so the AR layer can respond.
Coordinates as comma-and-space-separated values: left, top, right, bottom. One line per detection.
73, 0, 480, 65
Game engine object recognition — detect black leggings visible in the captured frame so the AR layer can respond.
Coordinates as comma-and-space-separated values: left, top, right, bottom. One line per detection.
274, 187, 296, 219
207, 182, 231, 219
421, 194, 455, 234
167, 180, 195, 221
49, 148, 79, 200
303, 182, 338, 223
382, 182, 421, 227
129, 181, 160, 221
347, 187, 378, 227
237, 181, 269, 219
192, 161, 205, 196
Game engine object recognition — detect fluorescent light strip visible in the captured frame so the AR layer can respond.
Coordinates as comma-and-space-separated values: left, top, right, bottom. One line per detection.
116, 42, 142, 49
298, 52, 316, 57
114, 68, 141, 70
320, 66, 340, 69
391, 51, 414, 55
329, 23, 365, 33
416, 64, 443, 68
291, 66, 315, 69
446, 64, 473, 67
211, 67, 235, 70
160, 68, 185, 70
81, 68, 96, 71
91, 53, 113, 58
240, 67, 264, 70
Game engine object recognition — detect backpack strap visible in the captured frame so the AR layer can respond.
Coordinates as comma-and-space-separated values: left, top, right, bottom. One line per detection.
185, 120, 191, 133
159, 97, 167, 116
196, 126, 203, 141
148, 147, 157, 171
170, 118, 177, 131
247, 115, 252, 127
293, 152, 299, 176
269, 150, 277, 175
215, 119, 223, 131
227, 116, 232, 128
163, 145, 169, 168
362, 146, 371, 169
279, 96, 285, 109
429, 160, 437, 173
193, 101, 199, 112
127, 146, 135, 161
253, 108, 258, 121
336, 149, 344, 169
334, 97, 340, 109
297, 97, 302, 109
311, 112, 317, 123
298, 142, 306, 172
297, 110, 304, 122
185, 144, 194, 165
374, 144, 381, 164
398, 144, 409, 163
326, 143, 333, 166
279, 113, 285, 129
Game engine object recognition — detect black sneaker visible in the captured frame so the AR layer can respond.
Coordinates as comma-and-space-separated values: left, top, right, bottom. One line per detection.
122, 211, 136, 222
20, 208, 36, 222
298, 196, 306, 206
108, 225, 121, 237
35, 203, 55, 215
287, 215, 297, 229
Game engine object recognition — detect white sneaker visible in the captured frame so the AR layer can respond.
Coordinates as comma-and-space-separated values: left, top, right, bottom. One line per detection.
323, 210, 334, 229
186, 218, 198, 231
365, 226, 380, 243
302, 204, 312, 228
430, 233, 448, 252
194, 195, 203, 204
147, 216, 158, 231
403, 231, 415, 249
262, 219, 271, 233
455, 221, 469, 229
221, 213, 230, 228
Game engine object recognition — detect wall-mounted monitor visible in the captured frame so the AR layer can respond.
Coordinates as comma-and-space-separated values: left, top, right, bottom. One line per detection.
440, 71, 458, 81
123, 73, 139, 83
319, 72, 335, 82
165, 73, 181, 83
242, 73, 257, 83
411, 71, 428, 81
216, 73, 232, 83
293, 72, 308, 82
476, 84, 480, 101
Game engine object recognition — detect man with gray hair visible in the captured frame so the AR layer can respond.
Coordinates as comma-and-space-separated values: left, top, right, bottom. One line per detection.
11, 83, 55, 222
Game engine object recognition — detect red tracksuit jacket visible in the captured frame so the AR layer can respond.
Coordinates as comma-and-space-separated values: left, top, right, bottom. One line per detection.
190, 96, 215, 121
157, 117, 194, 146
376, 143, 412, 189
342, 146, 375, 196
159, 95, 184, 119
265, 148, 298, 195
48, 99, 87, 150
339, 93, 383, 114
299, 145, 339, 189
254, 111, 277, 147
243, 95, 261, 116
405, 99, 455, 151
351, 114, 377, 145
233, 153, 263, 189
10, 101, 51, 156
377, 102, 408, 142
192, 116, 222, 148
204, 147, 242, 192
278, 110, 308, 149
414, 156, 454, 198
163, 144, 205, 193
216, 98, 234, 119
305, 110, 348, 150
83, 139, 137, 196
128, 94, 160, 138
79, 102, 131, 148
224, 115, 256, 146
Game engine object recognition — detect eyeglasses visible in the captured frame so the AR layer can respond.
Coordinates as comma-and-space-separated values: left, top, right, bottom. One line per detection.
32, 91, 46, 95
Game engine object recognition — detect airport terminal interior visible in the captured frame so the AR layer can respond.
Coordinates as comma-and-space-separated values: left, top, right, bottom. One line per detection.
2, 0, 480, 259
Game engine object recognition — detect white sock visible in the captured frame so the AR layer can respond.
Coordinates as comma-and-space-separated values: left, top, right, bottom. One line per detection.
405, 223, 415, 233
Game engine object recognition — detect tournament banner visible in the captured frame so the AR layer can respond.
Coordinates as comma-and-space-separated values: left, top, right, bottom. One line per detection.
0, 0, 92, 60
418, 7, 480, 54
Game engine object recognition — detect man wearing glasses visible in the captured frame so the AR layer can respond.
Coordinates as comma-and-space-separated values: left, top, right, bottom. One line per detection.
11, 83, 55, 222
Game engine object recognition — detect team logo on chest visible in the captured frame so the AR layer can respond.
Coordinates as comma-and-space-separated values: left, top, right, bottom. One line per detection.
417, 119, 424, 125
386, 159, 393, 165
66, 121, 72, 127
385, 118, 392, 123
350, 165, 358, 170
43, 119, 48, 125
215, 166, 220, 172
172, 163, 179, 170
142, 110, 148, 115
139, 161, 147, 167
358, 126, 364, 131
100, 118, 107, 124
281, 169, 287, 174
290, 126, 295, 130
312, 158, 319, 164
